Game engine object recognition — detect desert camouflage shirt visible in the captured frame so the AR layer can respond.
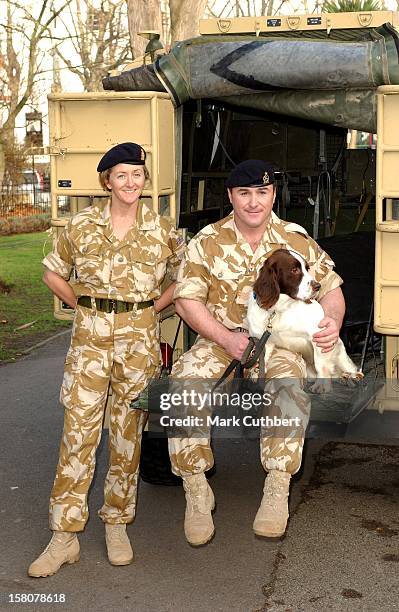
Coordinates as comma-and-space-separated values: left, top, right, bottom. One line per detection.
174, 211, 343, 330
43, 200, 185, 302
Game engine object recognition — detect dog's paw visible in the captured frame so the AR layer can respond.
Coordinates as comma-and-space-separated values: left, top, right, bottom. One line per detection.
340, 371, 364, 387
309, 379, 332, 394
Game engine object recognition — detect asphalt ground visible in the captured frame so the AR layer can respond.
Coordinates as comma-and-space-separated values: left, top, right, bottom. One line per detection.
0, 334, 398, 612
265, 442, 399, 611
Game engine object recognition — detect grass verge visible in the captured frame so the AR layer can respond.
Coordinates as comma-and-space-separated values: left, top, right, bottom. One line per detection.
0, 231, 71, 362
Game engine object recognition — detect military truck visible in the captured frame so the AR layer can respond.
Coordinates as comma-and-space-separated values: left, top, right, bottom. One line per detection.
47, 10, 399, 481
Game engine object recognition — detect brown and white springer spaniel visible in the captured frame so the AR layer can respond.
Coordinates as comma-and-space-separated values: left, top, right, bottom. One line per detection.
247, 249, 362, 391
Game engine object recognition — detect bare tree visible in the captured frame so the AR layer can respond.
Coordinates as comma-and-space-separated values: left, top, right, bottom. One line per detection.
206, 0, 307, 18
54, 0, 132, 91
0, 0, 72, 172
127, 0, 162, 58
1, 0, 21, 146
127, 0, 208, 52
169, 0, 208, 43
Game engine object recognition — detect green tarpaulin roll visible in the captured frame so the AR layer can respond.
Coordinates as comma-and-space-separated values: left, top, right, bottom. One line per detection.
103, 23, 399, 132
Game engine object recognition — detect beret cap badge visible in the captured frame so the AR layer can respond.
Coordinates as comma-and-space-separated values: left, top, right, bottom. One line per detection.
225, 159, 276, 188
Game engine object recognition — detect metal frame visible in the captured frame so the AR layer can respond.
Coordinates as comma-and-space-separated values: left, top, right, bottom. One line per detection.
374, 86, 399, 411
47, 91, 177, 320
48, 91, 176, 218
199, 11, 399, 36
375, 85, 399, 336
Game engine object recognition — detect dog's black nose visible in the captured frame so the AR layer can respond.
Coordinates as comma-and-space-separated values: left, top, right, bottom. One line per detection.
311, 281, 321, 292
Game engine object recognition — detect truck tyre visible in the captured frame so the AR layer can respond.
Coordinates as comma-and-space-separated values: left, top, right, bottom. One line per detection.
139, 432, 181, 486
139, 432, 216, 485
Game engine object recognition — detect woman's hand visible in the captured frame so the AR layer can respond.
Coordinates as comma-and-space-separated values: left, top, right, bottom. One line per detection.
43, 267, 77, 309
154, 282, 176, 313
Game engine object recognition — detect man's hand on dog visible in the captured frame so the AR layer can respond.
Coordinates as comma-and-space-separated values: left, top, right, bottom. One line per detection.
312, 316, 340, 353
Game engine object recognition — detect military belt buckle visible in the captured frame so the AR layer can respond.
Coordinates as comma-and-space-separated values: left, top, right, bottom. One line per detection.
109, 299, 118, 313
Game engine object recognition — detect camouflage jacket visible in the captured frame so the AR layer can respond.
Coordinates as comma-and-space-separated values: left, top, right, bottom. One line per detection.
43, 200, 185, 301
174, 211, 343, 330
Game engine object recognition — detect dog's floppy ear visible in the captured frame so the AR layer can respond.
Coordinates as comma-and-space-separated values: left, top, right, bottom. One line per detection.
253, 260, 280, 309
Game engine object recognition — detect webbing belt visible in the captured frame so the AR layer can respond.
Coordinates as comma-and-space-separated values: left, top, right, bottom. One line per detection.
77, 296, 154, 314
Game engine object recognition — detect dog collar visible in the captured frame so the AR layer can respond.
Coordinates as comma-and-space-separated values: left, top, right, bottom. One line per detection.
266, 310, 276, 332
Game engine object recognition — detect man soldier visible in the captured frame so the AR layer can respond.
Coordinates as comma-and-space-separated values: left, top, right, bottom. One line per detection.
168, 159, 344, 545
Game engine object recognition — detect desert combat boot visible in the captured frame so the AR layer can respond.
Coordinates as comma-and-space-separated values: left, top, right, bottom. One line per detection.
28, 531, 80, 578
105, 524, 134, 565
182, 473, 215, 546
253, 470, 291, 537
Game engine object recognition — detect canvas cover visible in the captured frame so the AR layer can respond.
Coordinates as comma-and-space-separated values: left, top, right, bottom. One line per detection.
103, 24, 399, 132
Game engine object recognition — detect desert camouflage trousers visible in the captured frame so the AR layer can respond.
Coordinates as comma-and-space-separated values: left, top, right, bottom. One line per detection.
49, 302, 160, 532
168, 337, 310, 477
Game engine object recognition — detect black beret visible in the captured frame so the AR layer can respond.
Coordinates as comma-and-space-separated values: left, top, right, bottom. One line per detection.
97, 142, 146, 172
226, 159, 275, 188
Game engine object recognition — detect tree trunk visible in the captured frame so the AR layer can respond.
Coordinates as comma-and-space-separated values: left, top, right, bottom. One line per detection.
2, 0, 21, 148
169, 0, 208, 44
127, 0, 162, 58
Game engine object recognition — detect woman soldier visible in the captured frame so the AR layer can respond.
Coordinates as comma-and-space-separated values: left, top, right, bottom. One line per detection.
28, 142, 184, 577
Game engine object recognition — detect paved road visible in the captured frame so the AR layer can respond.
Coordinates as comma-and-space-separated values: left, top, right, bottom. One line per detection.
0, 335, 398, 612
